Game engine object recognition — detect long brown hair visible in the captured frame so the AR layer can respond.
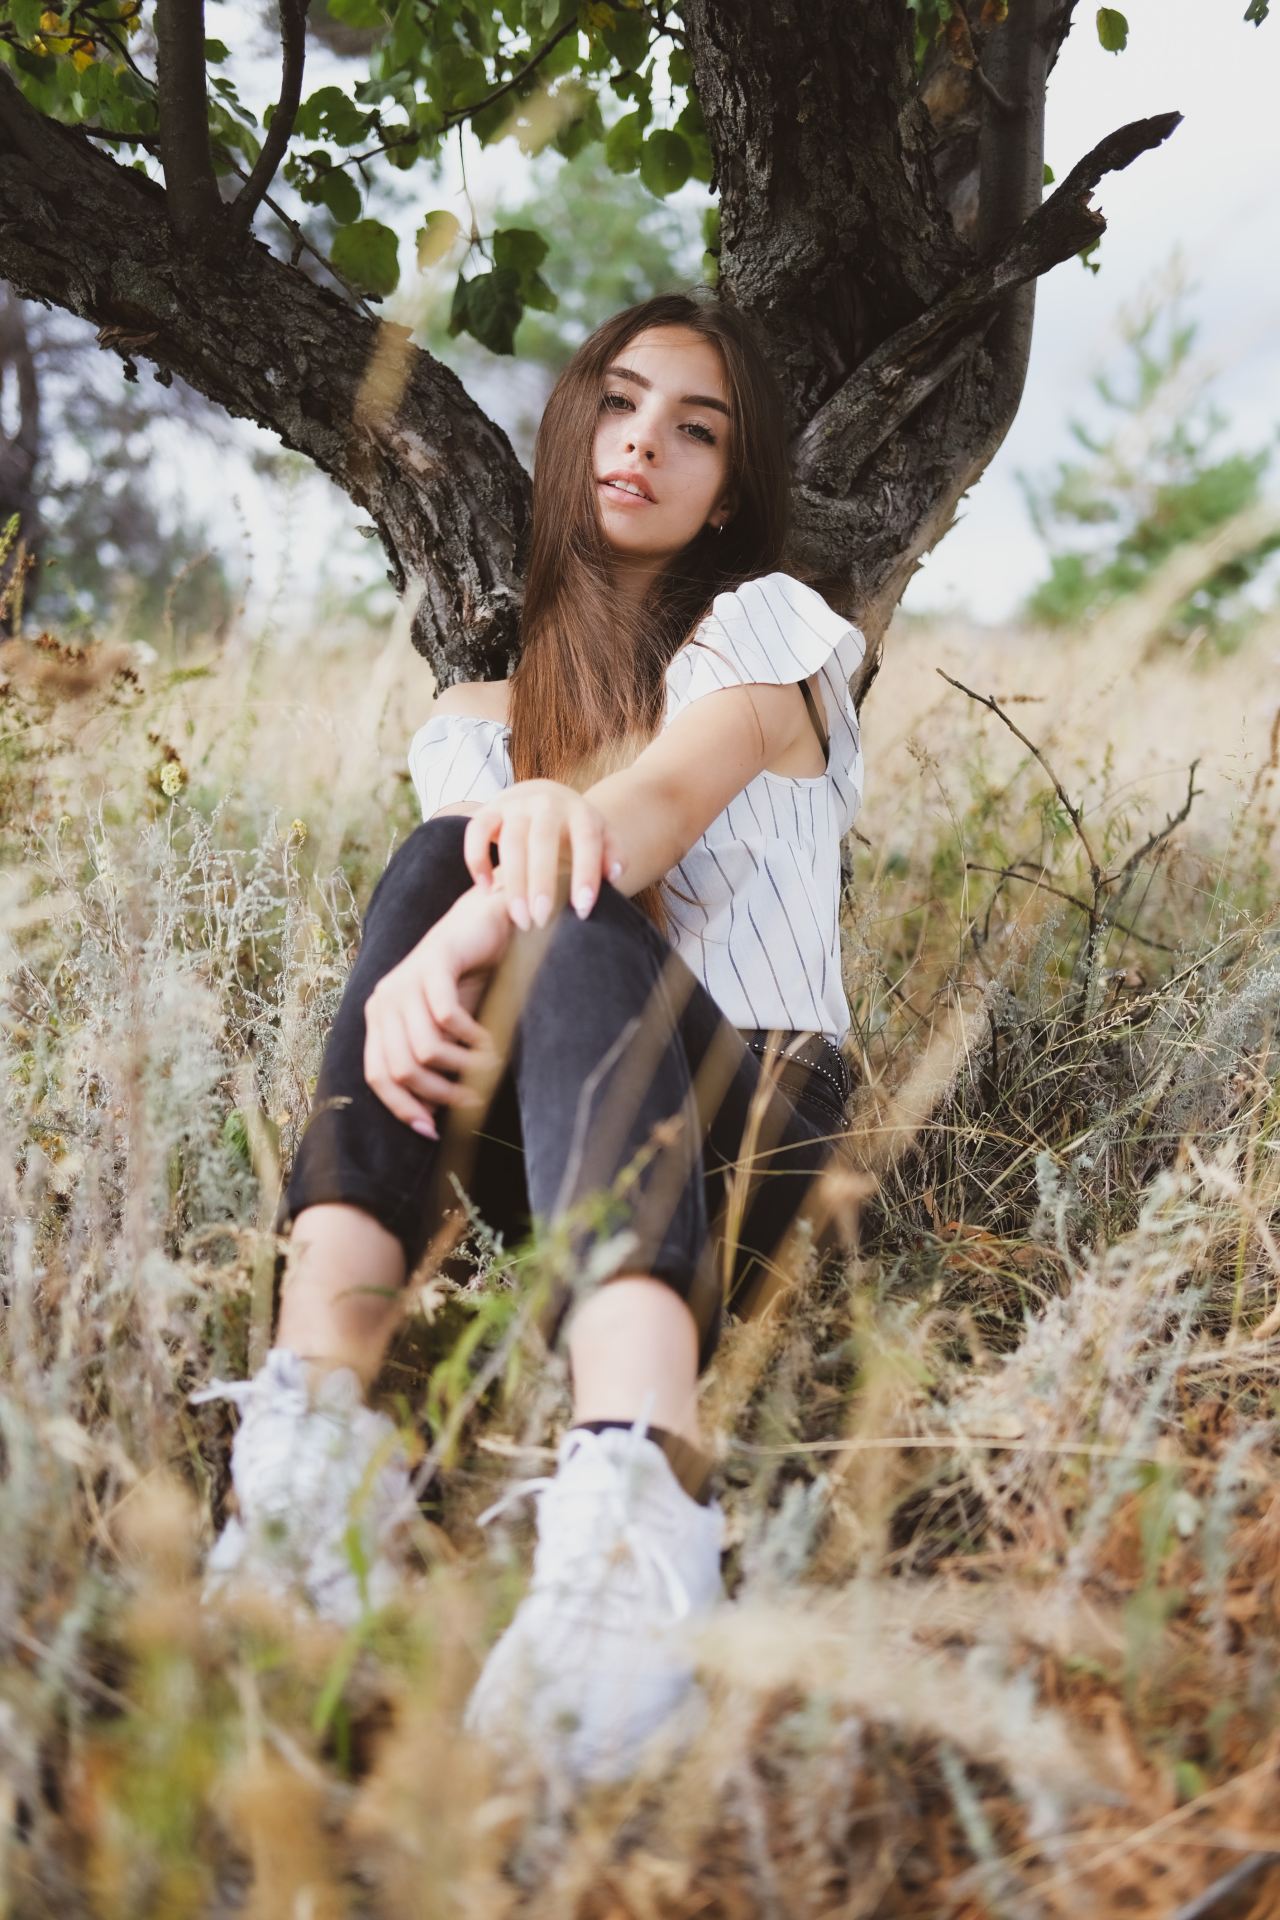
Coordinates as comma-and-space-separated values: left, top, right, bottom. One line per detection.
506, 289, 791, 938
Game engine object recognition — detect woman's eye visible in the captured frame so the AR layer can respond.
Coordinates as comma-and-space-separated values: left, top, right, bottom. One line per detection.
598, 392, 716, 445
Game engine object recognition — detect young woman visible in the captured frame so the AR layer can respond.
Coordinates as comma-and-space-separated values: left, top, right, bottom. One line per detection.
193, 289, 866, 1787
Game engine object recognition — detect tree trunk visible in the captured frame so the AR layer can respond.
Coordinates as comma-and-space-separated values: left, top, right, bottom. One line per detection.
0, 286, 41, 628
0, 4, 1179, 695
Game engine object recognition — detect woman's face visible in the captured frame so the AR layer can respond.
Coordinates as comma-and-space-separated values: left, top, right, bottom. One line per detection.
592, 324, 734, 568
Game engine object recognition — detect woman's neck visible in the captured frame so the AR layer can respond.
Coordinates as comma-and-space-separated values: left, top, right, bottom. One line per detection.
609, 550, 664, 611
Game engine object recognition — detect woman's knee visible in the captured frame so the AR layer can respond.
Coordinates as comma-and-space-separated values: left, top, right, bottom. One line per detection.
541, 878, 665, 970
365, 814, 475, 923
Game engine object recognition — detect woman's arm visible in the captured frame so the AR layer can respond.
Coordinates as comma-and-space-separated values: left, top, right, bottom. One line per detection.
583, 679, 809, 897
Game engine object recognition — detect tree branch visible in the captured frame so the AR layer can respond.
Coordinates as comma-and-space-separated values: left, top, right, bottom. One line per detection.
937, 667, 1103, 897
154, 0, 222, 241
682, 0, 970, 425
0, 69, 530, 679
793, 112, 1181, 495
972, 0, 1054, 453
228, 0, 311, 238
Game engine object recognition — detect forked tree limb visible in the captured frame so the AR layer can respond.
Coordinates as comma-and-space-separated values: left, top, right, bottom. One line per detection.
795, 113, 1182, 495
229, 0, 313, 238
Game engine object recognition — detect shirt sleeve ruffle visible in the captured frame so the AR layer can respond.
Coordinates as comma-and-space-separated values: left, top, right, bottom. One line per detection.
664, 570, 867, 836
407, 712, 513, 823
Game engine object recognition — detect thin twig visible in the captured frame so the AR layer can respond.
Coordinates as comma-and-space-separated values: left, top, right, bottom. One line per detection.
298, 14, 581, 189
1166, 1852, 1279, 1920
1107, 759, 1202, 895
965, 863, 1180, 952
938, 668, 1103, 896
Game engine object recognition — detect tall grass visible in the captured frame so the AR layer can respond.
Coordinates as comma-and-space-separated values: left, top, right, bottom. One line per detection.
2, 593, 1279, 1918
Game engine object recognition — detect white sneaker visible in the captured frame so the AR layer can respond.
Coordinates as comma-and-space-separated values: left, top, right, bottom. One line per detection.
190, 1347, 416, 1627
463, 1419, 725, 1786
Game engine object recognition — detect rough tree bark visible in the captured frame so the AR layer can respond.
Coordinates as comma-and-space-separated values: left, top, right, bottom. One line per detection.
0, 1, 1179, 696
0, 285, 41, 627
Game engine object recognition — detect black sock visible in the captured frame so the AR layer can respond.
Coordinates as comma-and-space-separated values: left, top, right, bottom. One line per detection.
568, 1418, 715, 1506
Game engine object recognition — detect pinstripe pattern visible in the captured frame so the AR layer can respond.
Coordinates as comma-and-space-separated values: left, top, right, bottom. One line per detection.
405, 571, 866, 1045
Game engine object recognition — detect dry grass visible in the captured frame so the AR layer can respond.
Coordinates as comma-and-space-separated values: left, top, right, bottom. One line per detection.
2, 589, 1280, 1919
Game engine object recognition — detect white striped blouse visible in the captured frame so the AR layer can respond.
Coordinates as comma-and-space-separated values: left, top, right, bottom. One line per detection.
406, 570, 866, 1045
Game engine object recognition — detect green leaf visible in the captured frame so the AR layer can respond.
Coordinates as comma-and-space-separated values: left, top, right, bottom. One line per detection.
204, 38, 230, 62
416, 208, 462, 268
493, 226, 549, 273
553, 91, 604, 158
674, 94, 705, 140
668, 47, 692, 87
604, 106, 646, 173
462, 265, 524, 353
10, 0, 44, 42
430, 41, 489, 110
1245, 0, 1269, 19
491, 227, 556, 313
602, 11, 651, 71
385, 127, 421, 170
1043, 162, 1055, 185
312, 166, 362, 225
294, 84, 372, 147
447, 271, 471, 338
329, 0, 385, 21
330, 217, 400, 296
1096, 8, 1128, 51
519, 269, 558, 313
673, 94, 711, 183
639, 127, 691, 197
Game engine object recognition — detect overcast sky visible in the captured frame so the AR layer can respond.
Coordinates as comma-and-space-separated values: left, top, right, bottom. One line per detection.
185, 0, 1278, 634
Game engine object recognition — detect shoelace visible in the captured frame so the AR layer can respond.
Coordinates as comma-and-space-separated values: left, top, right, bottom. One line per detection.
191, 1354, 415, 1544
189, 1374, 258, 1411
475, 1407, 694, 1622
189, 1345, 308, 1413
189, 1350, 360, 1423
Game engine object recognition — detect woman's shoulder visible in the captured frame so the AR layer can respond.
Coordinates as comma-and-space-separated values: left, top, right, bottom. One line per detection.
705, 569, 858, 638
669, 570, 864, 689
429, 678, 511, 727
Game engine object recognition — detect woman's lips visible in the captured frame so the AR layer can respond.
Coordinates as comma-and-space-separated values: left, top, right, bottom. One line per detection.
598, 480, 656, 507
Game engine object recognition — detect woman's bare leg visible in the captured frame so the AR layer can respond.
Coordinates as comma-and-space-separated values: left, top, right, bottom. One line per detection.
566, 1276, 702, 1448
276, 1213, 700, 1447
275, 1203, 407, 1389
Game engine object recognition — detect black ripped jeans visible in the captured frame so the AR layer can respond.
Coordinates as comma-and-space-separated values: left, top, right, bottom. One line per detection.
275, 815, 854, 1374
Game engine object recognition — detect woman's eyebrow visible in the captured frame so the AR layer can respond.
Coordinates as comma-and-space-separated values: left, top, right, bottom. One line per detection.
604, 363, 731, 417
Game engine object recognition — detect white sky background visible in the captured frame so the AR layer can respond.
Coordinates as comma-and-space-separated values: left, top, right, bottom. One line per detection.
175, 0, 1278, 636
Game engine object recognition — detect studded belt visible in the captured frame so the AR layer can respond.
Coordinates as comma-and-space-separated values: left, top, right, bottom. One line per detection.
737, 1027, 852, 1121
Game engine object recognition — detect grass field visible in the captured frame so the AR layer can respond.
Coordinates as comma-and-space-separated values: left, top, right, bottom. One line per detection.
3, 584, 1280, 1918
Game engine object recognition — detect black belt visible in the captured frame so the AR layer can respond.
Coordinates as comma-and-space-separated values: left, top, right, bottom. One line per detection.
737, 1027, 852, 1120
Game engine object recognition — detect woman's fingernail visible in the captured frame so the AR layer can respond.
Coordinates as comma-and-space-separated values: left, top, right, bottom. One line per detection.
574, 885, 595, 918
411, 1116, 438, 1139
532, 892, 551, 928
510, 897, 530, 931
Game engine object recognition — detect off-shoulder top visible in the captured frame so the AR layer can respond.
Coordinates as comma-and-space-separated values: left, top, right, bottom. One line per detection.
406, 570, 866, 1045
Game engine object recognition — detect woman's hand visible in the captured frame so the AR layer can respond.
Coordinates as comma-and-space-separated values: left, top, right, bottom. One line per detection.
364, 885, 511, 1137
462, 779, 626, 930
